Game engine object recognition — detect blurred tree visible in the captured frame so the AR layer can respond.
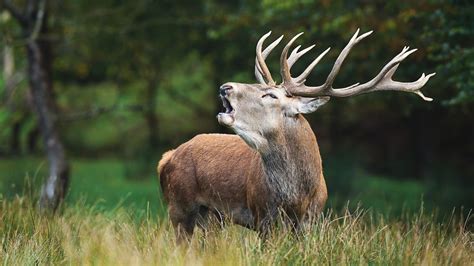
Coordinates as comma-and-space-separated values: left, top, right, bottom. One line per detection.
1, 0, 69, 211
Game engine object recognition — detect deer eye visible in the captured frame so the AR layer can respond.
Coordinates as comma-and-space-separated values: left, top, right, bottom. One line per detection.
262, 93, 278, 99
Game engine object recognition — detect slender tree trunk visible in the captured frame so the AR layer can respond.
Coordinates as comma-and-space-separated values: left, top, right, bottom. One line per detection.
26, 6, 69, 211
4, 0, 70, 211
27, 37, 69, 211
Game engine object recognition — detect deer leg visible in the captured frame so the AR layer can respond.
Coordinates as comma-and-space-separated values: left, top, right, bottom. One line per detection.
169, 203, 199, 244
257, 207, 279, 240
299, 200, 324, 232
195, 206, 208, 229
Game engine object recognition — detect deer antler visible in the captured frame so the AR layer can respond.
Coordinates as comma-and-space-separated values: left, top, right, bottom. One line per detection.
255, 32, 283, 86
278, 29, 435, 101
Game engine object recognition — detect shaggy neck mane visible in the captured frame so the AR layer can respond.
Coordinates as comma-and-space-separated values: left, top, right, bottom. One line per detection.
259, 115, 321, 204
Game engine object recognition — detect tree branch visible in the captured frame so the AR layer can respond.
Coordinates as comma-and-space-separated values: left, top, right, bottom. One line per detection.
29, 0, 46, 41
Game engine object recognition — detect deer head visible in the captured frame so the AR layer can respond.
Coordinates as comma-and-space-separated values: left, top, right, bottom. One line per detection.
217, 29, 435, 151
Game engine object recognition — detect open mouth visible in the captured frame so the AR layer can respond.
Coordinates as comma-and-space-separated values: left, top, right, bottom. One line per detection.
220, 95, 234, 114
217, 95, 235, 126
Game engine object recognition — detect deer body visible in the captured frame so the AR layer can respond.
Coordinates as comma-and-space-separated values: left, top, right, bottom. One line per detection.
158, 28, 434, 241
159, 122, 327, 236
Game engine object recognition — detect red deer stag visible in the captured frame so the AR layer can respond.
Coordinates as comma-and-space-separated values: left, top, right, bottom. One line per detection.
158, 29, 434, 241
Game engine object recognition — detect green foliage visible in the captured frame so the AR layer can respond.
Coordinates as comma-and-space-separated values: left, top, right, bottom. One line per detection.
417, 1, 474, 105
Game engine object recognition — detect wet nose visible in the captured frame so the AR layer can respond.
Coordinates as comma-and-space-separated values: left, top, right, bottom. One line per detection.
219, 84, 233, 96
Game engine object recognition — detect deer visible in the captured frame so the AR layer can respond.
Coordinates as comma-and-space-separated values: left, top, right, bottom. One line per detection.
157, 29, 435, 242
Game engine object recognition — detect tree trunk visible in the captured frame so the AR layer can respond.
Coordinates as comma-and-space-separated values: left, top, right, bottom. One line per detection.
4, 0, 70, 211
25, 9, 69, 211
27, 39, 69, 211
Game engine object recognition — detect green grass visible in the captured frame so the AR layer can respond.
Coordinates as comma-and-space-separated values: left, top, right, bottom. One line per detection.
0, 157, 165, 217
0, 196, 472, 265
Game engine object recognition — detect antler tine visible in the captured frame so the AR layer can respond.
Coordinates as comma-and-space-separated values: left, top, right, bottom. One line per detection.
255, 34, 283, 84
325, 46, 418, 92
322, 28, 373, 91
280, 32, 304, 86
287, 29, 435, 101
280, 29, 372, 91
294, 47, 331, 84
285, 29, 371, 95
287, 44, 315, 70
255, 32, 283, 85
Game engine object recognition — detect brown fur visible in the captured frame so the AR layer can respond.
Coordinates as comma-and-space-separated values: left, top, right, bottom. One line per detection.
157, 149, 175, 198
157, 149, 174, 175
158, 115, 327, 241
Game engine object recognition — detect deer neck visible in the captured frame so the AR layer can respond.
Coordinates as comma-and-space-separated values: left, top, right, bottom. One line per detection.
259, 115, 321, 204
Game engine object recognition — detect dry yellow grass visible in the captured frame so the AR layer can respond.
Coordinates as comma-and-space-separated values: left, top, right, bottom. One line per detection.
1, 197, 472, 265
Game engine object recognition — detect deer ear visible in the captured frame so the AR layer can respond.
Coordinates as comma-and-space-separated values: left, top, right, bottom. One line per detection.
293, 96, 330, 114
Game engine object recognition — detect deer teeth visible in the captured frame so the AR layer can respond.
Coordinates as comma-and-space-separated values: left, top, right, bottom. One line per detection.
220, 95, 234, 114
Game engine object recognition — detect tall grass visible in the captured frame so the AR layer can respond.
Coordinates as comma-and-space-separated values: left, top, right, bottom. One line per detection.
1, 196, 472, 265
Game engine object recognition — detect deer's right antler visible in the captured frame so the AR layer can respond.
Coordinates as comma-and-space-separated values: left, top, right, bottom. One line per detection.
255, 29, 435, 101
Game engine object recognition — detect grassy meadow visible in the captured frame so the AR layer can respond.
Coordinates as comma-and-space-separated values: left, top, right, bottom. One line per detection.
1, 196, 472, 265
0, 158, 472, 265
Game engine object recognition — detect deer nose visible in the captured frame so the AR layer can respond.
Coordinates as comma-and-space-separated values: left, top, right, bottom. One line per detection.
220, 84, 233, 96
